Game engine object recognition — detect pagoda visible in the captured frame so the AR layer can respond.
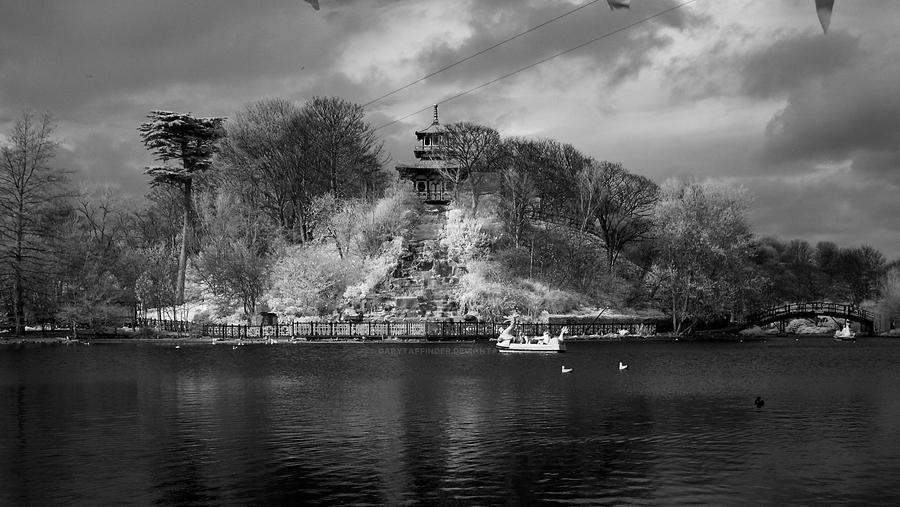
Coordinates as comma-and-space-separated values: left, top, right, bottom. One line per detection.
395, 104, 460, 204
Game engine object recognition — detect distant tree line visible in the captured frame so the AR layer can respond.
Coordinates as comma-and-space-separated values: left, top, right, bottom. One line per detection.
747, 238, 886, 307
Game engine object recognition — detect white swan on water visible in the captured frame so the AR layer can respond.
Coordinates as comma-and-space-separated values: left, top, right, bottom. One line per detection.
619, 361, 628, 370
561, 366, 573, 373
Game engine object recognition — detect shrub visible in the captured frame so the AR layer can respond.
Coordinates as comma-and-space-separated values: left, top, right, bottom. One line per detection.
457, 261, 586, 319
356, 185, 421, 257
785, 319, 813, 334
878, 268, 900, 323
441, 207, 492, 264
266, 244, 364, 317
343, 237, 404, 301
521, 281, 584, 315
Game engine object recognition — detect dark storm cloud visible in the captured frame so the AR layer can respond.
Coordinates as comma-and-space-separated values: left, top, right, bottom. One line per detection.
666, 24, 899, 185
850, 151, 900, 185
741, 31, 860, 98
762, 61, 900, 176
0, 0, 359, 194
54, 130, 149, 197
737, 29, 900, 253
667, 29, 860, 101
0, 0, 340, 120
748, 176, 900, 261
656, 6, 900, 258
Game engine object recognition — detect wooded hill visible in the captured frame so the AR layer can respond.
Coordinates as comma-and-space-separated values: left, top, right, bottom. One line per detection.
2, 99, 897, 335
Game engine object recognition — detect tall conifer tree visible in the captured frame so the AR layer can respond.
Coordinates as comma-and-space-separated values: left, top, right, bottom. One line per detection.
138, 111, 225, 305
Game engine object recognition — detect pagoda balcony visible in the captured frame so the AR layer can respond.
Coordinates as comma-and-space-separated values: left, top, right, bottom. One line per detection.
414, 145, 446, 158
417, 189, 452, 203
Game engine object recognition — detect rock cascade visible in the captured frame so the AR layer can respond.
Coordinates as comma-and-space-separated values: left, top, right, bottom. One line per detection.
362, 205, 464, 320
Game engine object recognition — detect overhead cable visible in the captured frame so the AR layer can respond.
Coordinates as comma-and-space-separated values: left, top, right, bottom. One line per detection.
374, 0, 697, 131
362, 0, 605, 108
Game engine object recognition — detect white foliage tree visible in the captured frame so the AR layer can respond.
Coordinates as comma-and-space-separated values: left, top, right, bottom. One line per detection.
651, 179, 753, 334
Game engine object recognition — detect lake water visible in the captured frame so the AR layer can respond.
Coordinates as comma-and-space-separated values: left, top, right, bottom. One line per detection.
3, 337, 900, 505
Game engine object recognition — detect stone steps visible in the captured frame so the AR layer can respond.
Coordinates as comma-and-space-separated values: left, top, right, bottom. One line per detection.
359, 205, 469, 319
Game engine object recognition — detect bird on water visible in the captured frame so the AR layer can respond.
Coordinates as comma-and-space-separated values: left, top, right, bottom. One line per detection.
561, 366, 573, 373
755, 396, 765, 408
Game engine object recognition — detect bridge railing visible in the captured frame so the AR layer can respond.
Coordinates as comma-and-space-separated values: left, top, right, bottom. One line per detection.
740, 301, 875, 324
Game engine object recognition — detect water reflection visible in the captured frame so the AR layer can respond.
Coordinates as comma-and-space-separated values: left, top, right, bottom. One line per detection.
2, 338, 900, 504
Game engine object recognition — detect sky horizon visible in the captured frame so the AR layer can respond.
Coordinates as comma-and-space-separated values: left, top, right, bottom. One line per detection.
2, 0, 898, 260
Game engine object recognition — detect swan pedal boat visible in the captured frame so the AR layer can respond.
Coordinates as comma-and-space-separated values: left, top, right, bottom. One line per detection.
834, 325, 856, 342
833, 332, 856, 341
496, 336, 566, 353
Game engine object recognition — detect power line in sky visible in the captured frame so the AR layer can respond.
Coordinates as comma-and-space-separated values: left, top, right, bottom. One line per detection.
362, 0, 605, 109
373, 0, 697, 131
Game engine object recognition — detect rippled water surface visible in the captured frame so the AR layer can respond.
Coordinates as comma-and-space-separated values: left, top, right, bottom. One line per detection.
3, 337, 900, 505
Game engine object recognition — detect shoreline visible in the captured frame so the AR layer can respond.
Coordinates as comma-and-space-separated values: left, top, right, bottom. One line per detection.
5, 333, 893, 347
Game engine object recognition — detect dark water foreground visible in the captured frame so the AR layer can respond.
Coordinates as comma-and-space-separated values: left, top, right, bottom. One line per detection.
3, 338, 900, 505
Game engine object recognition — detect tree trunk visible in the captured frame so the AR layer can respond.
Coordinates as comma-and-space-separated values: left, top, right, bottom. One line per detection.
13, 273, 24, 335
671, 274, 679, 335
176, 179, 192, 305
606, 246, 616, 275
13, 202, 25, 335
330, 153, 337, 194
299, 210, 309, 243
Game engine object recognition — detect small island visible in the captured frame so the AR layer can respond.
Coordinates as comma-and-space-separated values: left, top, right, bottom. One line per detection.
2, 106, 899, 342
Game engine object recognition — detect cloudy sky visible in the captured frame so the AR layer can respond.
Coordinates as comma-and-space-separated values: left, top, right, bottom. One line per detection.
2, 0, 898, 259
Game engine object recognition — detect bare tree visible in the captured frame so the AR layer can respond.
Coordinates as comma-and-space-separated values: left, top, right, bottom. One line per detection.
442, 122, 502, 213
0, 111, 69, 334
56, 186, 134, 328
302, 97, 387, 200
578, 162, 658, 273
193, 191, 277, 317
138, 111, 225, 304
841, 244, 886, 304
533, 140, 591, 220
878, 267, 900, 325
216, 98, 320, 243
130, 187, 183, 320
497, 138, 543, 248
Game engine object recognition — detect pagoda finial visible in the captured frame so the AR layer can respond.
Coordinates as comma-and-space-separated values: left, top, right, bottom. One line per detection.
433, 104, 439, 124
